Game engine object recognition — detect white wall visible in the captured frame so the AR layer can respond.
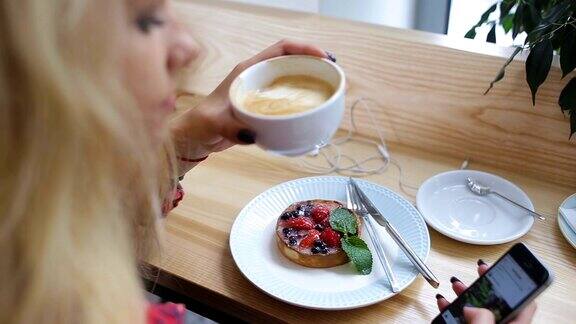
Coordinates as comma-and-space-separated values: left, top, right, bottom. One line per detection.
319, 0, 417, 29
225, 0, 417, 29
228, 0, 320, 12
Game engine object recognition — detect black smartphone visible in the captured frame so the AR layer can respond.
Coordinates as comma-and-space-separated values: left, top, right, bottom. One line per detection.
432, 243, 553, 324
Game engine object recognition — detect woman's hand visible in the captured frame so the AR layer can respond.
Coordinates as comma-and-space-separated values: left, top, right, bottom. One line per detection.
170, 39, 332, 175
435, 260, 537, 324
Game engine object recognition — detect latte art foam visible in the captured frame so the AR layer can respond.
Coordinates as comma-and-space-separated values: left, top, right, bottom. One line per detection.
242, 75, 334, 116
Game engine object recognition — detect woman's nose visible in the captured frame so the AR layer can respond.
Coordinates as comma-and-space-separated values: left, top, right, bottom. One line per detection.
167, 26, 198, 72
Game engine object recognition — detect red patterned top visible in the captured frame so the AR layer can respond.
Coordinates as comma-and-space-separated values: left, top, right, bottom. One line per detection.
148, 184, 186, 324
147, 302, 186, 324
161, 183, 185, 215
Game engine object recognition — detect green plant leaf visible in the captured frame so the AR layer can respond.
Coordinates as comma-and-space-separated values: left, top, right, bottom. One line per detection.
551, 25, 567, 50
559, 78, 576, 112
466, 3, 497, 39
512, 3, 525, 39
465, 27, 477, 39
479, 4, 497, 25
534, 0, 546, 10
499, 0, 516, 20
542, 2, 571, 23
341, 236, 373, 275
526, 40, 553, 105
560, 27, 576, 78
527, 2, 572, 45
501, 13, 515, 33
484, 46, 523, 95
487, 23, 497, 43
522, 3, 541, 33
329, 208, 357, 235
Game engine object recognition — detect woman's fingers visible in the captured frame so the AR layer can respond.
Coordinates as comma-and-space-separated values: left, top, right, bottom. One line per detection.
463, 307, 496, 324
478, 259, 490, 276
450, 276, 468, 296
510, 303, 537, 324
215, 105, 255, 145
242, 39, 328, 68
450, 259, 490, 297
437, 260, 490, 310
214, 40, 331, 95
435, 260, 534, 324
435, 294, 451, 311
281, 39, 328, 57
201, 39, 329, 147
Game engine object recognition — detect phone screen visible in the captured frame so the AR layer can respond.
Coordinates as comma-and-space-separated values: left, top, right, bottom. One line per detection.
439, 254, 539, 324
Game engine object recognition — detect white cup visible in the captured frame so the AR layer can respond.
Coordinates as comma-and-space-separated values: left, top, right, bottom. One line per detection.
229, 55, 346, 157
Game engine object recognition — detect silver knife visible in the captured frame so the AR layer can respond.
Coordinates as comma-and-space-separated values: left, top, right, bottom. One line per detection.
346, 182, 399, 292
349, 178, 440, 289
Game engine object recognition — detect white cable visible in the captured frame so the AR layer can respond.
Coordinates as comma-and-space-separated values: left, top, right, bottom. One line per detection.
293, 98, 426, 200
295, 98, 392, 176
292, 99, 388, 173
291, 98, 470, 202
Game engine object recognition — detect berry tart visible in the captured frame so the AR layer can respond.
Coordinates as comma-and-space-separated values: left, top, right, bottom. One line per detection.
275, 199, 362, 268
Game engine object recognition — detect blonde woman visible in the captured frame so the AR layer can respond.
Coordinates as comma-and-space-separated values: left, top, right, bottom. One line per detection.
0, 0, 329, 322
0, 0, 536, 323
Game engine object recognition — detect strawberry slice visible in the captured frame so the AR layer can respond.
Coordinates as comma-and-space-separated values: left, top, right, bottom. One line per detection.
311, 206, 330, 224
320, 228, 341, 247
299, 229, 320, 248
284, 217, 314, 230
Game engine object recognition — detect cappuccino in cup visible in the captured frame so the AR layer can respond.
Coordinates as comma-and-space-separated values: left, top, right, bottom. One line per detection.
242, 75, 335, 116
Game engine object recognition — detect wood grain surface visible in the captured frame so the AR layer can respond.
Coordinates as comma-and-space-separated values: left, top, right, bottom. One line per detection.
145, 1, 576, 322
175, 0, 575, 187
149, 142, 576, 323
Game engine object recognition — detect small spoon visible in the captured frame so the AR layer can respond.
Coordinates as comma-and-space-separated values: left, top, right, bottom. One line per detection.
466, 177, 545, 221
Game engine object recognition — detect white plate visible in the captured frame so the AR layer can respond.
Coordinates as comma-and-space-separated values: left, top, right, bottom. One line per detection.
229, 176, 430, 310
416, 170, 534, 245
558, 193, 576, 249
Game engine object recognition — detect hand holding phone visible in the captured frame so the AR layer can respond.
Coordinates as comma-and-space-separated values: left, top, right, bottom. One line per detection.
433, 243, 552, 324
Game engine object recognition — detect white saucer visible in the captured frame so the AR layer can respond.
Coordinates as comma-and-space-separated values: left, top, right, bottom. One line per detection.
558, 193, 576, 249
416, 170, 534, 245
229, 176, 430, 310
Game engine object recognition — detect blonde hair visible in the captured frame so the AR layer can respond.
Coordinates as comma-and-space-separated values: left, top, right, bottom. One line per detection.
0, 0, 170, 322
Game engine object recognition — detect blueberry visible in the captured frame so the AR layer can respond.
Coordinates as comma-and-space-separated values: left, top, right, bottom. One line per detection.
288, 211, 298, 218
282, 228, 292, 235
311, 247, 320, 254
314, 239, 323, 247
320, 247, 328, 254
280, 213, 290, 220
288, 237, 297, 246
300, 204, 312, 212
314, 224, 324, 231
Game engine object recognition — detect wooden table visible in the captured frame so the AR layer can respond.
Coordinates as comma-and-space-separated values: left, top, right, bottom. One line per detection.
145, 1, 576, 322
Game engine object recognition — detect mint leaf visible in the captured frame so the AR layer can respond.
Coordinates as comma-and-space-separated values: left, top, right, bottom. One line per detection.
329, 208, 357, 235
341, 236, 373, 275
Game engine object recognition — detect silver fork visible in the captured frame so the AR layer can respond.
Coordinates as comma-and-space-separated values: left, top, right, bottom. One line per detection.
346, 182, 399, 293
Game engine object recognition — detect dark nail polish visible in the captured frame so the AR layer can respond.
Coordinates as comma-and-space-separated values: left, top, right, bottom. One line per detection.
435, 293, 444, 300
450, 276, 461, 284
477, 259, 487, 266
325, 51, 337, 63
236, 129, 255, 144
